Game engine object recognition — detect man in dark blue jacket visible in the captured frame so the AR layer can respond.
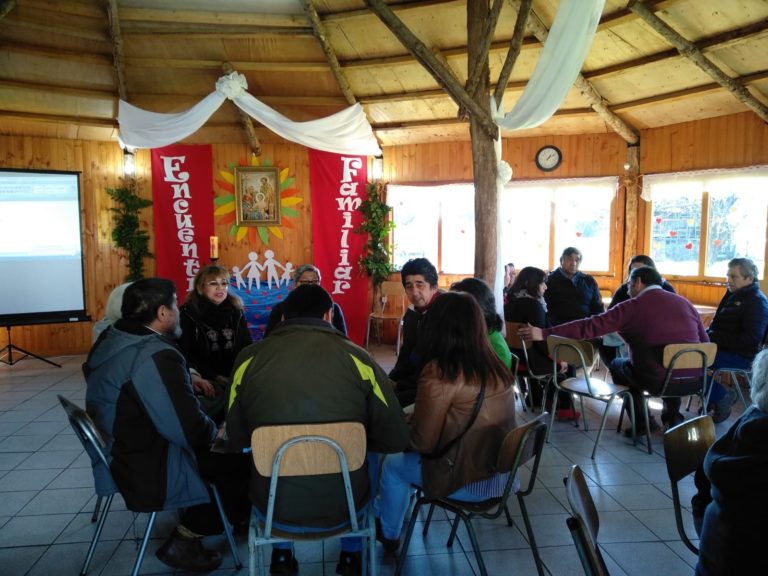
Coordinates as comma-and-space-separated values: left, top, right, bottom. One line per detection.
707, 257, 768, 422
85, 278, 248, 572
545, 247, 604, 326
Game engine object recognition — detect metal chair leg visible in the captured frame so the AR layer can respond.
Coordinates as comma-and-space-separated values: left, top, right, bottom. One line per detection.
131, 511, 157, 576
80, 494, 113, 576
395, 499, 423, 576
446, 513, 460, 547
91, 496, 102, 523
421, 503, 435, 536
210, 483, 242, 569
518, 495, 545, 576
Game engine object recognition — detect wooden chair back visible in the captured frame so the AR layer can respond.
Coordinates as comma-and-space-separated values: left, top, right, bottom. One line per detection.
251, 422, 366, 477
566, 465, 610, 576
497, 414, 548, 496
662, 343, 717, 369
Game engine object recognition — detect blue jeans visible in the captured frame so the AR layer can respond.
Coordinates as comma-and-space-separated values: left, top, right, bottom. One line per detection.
377, 451, 488, 540
709, 351, 752, 403
269, 453, 380, 553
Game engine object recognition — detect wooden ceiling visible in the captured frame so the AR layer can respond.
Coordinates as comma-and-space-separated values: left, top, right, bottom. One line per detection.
1, 0, 766, 148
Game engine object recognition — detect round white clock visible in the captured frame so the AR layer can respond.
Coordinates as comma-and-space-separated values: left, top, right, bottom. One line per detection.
535, 145, 562, 172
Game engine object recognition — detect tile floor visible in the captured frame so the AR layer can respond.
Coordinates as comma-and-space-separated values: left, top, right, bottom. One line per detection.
0, 345, 745, 575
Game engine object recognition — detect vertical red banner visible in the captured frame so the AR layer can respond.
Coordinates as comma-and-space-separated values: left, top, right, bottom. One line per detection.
150, 144, 214, 299
309, 149, 369, 346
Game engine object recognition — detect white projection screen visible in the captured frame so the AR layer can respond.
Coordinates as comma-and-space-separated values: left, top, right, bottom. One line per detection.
0, 169, 89, 326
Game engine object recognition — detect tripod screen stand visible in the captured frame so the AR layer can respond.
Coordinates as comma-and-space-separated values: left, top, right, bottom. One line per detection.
0, 325, 61, 368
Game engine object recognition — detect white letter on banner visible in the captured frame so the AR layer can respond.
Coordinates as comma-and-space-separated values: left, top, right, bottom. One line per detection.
340, 157, 362, 183
171, 182, 191, 199
173, 199, 189, 213
332, 280, 351, 294
336, 197, 362, 212
339, 182, 358, 196
161, 156, 190, 183
181, 243, 198, 258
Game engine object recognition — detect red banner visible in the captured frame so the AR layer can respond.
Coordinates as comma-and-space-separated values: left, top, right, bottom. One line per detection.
309, 149, 369, 346
151, 144, 214, 298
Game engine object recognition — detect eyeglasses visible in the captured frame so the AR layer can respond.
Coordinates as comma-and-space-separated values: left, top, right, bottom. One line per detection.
297, 279, 320, 285
206, 280, 229, 288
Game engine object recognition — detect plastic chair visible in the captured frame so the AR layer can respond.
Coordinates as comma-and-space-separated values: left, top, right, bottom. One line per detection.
618, 343, 716, 454
57, 395, 241, 576
663, 415, 715, 555
546, 336, 635, 459
395, 414, 549, 576
565, 465, 610, 576
505, 321, 553, 412
365, 280, 406, 354
248, 422, 375, 576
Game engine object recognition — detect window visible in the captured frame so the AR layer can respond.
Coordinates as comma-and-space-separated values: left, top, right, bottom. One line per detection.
388, 184, 474, 273
644, 167, 768, 279
389, 178, 617, 274
501, 178, 616, 272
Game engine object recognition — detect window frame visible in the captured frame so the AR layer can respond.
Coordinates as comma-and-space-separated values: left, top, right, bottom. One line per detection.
642, 167, 768, 282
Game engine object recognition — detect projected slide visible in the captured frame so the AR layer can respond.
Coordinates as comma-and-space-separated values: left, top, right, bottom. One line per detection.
0, 170, 88, 324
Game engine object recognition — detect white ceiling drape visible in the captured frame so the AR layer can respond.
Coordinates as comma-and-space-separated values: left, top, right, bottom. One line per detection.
118, 71, 382, 156
492, 0, 605, 131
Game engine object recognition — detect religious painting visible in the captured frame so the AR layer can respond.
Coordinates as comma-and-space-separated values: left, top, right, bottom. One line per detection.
234, 166, 282, 227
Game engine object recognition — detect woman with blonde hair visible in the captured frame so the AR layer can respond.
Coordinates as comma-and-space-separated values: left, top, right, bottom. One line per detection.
178, 264, 252, 420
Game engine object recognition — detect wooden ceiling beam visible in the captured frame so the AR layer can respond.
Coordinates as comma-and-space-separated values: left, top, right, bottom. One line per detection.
123, 58, 329, 73
301, 0, 356, 105
222, 62, 261, 156
628, 0, 768, 123
117, 7, 308, 28
493, 0, 533, 106
507, 0, 639, 145
465, 0, 505, 98
119, 22, 314, 37
364, 0, 497, 139
0, 0, 16, 19
0, 40, 112, 64
0, 109, 117, 127
104, 0, 128, 101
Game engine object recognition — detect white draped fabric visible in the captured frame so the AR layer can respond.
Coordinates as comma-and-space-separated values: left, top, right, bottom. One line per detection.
492, 0, 605, 130
118, 71, 382, 156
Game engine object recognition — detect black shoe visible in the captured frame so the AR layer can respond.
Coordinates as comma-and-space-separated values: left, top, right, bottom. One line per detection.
270, 549, 299, 575
623, 416, 661, 438
712, 389, 737, 424
664, 412, 685, 430
375, 518, 400, 555
336, 551, 362, 576
155, 527, 222, 572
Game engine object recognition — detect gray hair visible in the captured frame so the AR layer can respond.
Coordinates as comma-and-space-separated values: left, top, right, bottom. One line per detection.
293, 264, 321, 282
728, 258, 759, 283
749, 348, 768, 412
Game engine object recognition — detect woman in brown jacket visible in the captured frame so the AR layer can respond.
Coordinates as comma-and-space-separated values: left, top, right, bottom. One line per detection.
376, 292, 517, 552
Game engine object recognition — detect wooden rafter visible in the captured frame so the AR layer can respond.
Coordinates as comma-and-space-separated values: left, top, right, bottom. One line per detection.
0, 0, 16, 19
301, 0, 356, 105
222, 63, 261, 156
493, 0, 533, 106
628, 0, 768, 123
507, 0, 640, 145
104, 0, 128, 101
364, 0, 498, 139
464, 0, 505, 98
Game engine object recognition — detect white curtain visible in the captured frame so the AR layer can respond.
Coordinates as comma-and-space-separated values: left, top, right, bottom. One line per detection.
118, 72, 382, 156
492, 0, 605, 130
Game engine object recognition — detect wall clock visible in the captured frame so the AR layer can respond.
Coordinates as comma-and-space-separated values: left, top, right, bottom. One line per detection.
535, 145, 562, 172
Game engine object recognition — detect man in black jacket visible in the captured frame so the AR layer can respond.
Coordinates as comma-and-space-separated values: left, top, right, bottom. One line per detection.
544, 247, 604, 326
388, 258, 441, 406
707, 257, 768, 422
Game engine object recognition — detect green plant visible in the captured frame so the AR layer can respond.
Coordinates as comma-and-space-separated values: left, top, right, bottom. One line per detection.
355, 181, 397, 287
106, 186, 153, 281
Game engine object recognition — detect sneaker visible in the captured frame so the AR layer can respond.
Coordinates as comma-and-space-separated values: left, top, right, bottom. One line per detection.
155, 527, 222, 572
375, 518, 400, 555
623, 416, 661, 438
270, 549, 299, 575
336, 551, 362, 576
712, 389, 737, 424
556, 408, 581, 422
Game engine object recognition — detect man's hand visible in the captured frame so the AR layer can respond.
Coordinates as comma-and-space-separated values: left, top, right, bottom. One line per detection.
191, 374, 215, 398
518, 323, 544, 343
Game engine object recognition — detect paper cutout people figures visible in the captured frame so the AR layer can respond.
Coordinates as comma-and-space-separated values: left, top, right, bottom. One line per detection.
240, 251, 264, 291
280, 262, 294, 286
231, 265, 247, 290
262, 250, 285, 289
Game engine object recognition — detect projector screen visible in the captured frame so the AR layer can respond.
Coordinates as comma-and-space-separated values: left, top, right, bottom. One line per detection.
0, 169, 89, 326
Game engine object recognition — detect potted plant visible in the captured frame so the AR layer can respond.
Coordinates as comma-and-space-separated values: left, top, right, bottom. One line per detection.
106, 186, 153, 281
355, 181, 397, 309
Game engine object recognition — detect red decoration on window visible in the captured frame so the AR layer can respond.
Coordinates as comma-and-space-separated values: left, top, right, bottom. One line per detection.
713, 239, 722, 246
669, 231, 677, 237
576, 231, 583, 237
656, 217, 662, 224
685, 242, 693, 250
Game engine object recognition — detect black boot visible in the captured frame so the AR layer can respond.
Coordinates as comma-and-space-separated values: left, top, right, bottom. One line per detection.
155, 527, 222, 572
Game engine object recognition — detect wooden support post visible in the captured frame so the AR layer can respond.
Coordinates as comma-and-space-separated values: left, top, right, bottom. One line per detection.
622, 146, 640, 274
222, 62, 262, 156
